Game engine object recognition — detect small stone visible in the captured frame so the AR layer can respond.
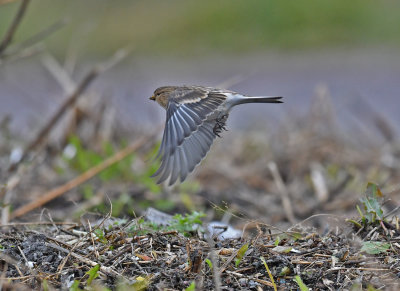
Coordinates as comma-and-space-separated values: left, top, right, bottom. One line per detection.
248, 280, 257, 288
239, 278, 248, 287
26, 261, 34, 268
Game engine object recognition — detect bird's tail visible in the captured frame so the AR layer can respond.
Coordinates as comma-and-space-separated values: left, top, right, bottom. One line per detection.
237, 96, 283, 105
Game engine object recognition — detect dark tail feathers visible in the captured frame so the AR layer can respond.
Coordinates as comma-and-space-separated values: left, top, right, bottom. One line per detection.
237, 96, 283, 105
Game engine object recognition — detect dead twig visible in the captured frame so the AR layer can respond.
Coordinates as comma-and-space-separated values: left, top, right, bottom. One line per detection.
204, 228, 222, 291
253, 278, 275, 287
11, 134, 153, 219
103, 245, 131, 266
17, 246, 32, 272
268, 162, 296, 224
0, 0, 31, 57
219, 249, 238, 275
41, 52, 76, 93
55, 238, 82, 278
310, 162, 329, 203
0, 42, 44, 65
87, 220, 99, 259
0, 222, 77, 227
46, 242, 121, 278
326, 267, 391, 273
0, 252, 26, 276
4, 19, 67, 60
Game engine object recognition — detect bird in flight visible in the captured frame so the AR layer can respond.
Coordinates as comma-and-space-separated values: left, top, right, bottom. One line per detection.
150, 85, 283, 185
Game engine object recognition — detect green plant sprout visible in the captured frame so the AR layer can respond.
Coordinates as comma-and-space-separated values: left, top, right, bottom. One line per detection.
347, 182, 385, 228
235, 243, 249, 267
128, 211, 206, 237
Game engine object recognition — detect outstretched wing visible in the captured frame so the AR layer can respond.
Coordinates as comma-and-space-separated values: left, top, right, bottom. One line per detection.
152, 87, 226, 185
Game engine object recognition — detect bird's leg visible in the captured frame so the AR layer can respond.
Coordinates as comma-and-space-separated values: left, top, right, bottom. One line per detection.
213, 114, 229, 137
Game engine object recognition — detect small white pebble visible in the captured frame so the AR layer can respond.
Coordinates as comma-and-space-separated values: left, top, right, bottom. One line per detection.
9, 147, 23, 164
26, 261, 34, 268
63, 144, 77, 159
206, 221, 241, 240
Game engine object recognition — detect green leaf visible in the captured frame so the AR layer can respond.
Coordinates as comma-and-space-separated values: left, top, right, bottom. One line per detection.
356, 205, 366, 223
361, 241, 390, 254
185, 282, 196, 291
294, 275, 309, 291
346, 219, 362, 229
94, 229, 108, 244
86, 264, 100, 286
271, 246, 292, 253
360, 183, 385, 223
205, 258, 213, 270
260, 256, 277, 291
291, 232, 303, 241
274, 234, 289, 246
235, 243, 249, 268
129, 275, 152, 291
169, 211, 206, 236
42, 279, 49, 291
69, 280, 82, 291
350, 283, 362, 291
279, 266, 291, 276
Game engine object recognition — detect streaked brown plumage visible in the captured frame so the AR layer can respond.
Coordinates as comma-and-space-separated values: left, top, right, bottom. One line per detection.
150, 85, 283, 185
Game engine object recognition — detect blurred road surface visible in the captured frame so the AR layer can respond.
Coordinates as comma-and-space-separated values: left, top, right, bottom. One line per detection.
1, 48, 399, 137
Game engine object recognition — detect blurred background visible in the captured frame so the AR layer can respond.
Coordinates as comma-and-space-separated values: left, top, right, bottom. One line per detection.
1, 0, 400, 132
1, 0, 399, 228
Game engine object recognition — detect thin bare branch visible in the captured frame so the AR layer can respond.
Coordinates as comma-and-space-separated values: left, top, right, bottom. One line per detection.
268, 161, 296, 224
7, 19, 67, 56
0, 221, 77, 227
41, 52, 76, 93
0, 0, 31, 57
205, 234, 222, 291
0, 42, 44, 65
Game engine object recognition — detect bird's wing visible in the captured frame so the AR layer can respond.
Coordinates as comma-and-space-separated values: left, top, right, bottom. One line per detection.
154, 119, 217, 185
152, 88, 226, 185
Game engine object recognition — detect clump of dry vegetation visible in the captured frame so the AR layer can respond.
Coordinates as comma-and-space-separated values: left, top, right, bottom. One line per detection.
1, 183, 400, 290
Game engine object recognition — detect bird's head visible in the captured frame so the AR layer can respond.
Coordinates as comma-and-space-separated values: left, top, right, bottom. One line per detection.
150, 86, 178, 107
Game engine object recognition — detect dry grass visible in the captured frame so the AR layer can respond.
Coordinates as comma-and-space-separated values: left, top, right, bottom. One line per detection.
0, 210, 400, 290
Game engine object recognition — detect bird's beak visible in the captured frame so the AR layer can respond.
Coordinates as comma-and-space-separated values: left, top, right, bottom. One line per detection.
149, 95, 155, 101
